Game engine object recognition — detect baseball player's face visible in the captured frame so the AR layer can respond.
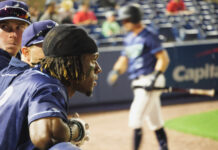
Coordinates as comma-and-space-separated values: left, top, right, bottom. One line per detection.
122, 20, 135, 32
21, 43, 44, 66
76, 52, 102, 96
78, 53, 102, 96
0, 20, 28, 56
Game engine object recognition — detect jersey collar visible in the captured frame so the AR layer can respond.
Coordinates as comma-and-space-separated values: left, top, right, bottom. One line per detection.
9, 57, 30, 69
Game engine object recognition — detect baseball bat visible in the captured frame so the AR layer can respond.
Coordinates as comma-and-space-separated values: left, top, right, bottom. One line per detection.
132, 86, 215, 97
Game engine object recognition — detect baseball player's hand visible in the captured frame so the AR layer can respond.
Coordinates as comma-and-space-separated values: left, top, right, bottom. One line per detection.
69, 113, 89, 147
145, 70, 162, 91
107, 70, 119, 86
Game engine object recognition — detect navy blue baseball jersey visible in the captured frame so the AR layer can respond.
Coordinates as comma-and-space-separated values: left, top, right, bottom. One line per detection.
0, 57, 30, 95
0, 68, 69, 150
49, 142, 81, 150
121, 27, 164, 80
0, 48, 11, 71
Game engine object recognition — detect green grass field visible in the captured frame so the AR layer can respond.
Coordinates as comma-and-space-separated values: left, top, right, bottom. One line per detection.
165, 109, 218, 141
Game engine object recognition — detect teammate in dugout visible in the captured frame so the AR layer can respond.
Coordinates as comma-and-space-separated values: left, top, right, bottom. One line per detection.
107, 4, 170, 150
0, 24, 102, 150
21, 20, 58, 67
0, 20, 57, 97
0, 0, 31, 70
0, 20, 86, 150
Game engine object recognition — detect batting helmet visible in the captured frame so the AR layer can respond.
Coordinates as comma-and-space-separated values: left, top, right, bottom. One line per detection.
117, 4, 143, 24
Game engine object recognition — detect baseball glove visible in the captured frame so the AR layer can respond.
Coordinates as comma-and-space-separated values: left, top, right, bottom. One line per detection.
68, 114, 89, 147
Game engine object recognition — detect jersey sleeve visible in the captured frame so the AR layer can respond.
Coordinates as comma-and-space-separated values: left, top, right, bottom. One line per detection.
148, 33, 164, 54
121, 49, 126, 56
121, 34, 130, 56
28, 83, 68, 125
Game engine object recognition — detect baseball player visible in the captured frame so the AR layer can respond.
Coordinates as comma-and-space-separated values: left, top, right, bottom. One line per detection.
21, 20, 58, 66
107, 4, 170, 150
0, 20, 57, 96
0, 0, 31, 70
0, 24, 102, 149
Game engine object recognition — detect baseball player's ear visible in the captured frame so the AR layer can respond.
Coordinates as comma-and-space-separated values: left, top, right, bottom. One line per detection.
21, 47, 31, 61
21, 47, 30, 57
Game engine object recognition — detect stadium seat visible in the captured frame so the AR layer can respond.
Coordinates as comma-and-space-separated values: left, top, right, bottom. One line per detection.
205, 30, 218, 39
157, 23, 176, 42
142, 19, 152, 26
201, 25, 218, 39
90, 0, 218, 44
179, 28, 199, 41
97, 37, 124, 47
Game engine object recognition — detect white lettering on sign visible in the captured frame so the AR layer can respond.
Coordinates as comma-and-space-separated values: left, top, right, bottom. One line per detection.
173, 64, 218, 83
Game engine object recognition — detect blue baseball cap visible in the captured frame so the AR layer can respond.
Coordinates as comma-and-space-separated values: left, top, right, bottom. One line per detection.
22, 20, 58, 47
0, 0, 31, 24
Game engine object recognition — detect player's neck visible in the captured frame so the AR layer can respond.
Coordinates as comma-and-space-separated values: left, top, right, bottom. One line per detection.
132, 23, 145, 36
66, 86, 76, 98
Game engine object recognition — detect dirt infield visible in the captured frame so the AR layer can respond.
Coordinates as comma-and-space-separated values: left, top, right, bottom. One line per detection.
79, 100, 218, 150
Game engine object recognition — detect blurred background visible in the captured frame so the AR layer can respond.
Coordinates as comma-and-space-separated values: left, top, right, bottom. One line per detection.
10, 0, 218, 112
7, 1, 218, 149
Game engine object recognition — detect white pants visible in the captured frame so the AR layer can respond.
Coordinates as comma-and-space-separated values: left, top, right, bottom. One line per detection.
128, 73, 165, 130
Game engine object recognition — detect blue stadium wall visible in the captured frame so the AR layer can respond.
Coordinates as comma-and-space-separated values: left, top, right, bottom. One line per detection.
69, 39, 218, 113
